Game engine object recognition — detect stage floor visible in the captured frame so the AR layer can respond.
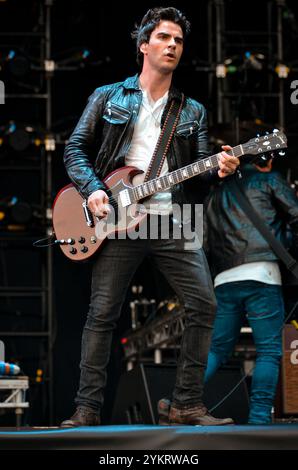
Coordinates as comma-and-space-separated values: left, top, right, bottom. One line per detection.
0, 423, 298, 450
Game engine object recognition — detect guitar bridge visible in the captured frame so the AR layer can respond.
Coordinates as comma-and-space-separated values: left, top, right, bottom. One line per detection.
82, 200, 94, 227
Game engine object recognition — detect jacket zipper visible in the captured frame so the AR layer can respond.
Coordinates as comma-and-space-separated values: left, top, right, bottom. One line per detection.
109, 95, 142, 165
106, 101, 131, 119
176, 119, 199, 135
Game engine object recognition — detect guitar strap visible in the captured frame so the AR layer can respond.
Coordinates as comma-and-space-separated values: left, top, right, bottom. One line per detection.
143, 94, 185, 182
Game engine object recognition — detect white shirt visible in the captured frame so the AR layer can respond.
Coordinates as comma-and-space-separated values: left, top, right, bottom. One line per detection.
125, 89, 172, 214
214, 261, 282, 288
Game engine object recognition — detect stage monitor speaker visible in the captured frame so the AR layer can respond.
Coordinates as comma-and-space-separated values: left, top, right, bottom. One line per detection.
111, 363, 249, 425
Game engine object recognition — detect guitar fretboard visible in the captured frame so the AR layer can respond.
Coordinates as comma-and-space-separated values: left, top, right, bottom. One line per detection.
129, 145, 244, 202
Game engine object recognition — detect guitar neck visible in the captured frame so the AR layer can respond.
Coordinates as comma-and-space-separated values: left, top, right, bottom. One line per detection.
130, 145, 244, 202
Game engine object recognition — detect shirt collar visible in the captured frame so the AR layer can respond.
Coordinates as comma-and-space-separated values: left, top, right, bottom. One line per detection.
122, 74, 183, 102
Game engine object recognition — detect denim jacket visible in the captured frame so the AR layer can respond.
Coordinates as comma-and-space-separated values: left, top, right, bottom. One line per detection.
204, 165, 298, 276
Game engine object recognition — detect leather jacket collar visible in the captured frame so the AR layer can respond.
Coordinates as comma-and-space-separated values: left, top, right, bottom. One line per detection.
122, 74, 183, 102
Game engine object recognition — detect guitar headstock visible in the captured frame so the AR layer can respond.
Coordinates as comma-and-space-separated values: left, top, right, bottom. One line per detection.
242, 129, 287, 156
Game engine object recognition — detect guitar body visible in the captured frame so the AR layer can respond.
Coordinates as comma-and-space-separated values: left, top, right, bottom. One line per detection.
52, 166, 147, 261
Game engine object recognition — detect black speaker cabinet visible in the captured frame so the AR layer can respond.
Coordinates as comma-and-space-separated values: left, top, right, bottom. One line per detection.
111, 363, 249, 425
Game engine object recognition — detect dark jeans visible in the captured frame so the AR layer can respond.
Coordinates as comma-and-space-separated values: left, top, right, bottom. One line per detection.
205, 281, 284, 424
75, 217, 216, 412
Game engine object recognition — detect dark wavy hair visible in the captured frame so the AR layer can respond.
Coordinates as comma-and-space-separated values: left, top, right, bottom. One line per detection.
131, 7, 191, 66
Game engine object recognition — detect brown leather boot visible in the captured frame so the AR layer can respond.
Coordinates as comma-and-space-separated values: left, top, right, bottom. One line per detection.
157, 398, 171, 425
60, 407, 100, 427
169, 404, 234, 426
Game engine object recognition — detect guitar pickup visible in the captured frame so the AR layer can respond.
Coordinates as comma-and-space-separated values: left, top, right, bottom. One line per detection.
119, 189, 131, 208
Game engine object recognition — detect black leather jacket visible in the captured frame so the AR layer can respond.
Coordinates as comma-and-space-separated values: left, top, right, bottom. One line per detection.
64, 74, 212, 206
204, 165, 298, 277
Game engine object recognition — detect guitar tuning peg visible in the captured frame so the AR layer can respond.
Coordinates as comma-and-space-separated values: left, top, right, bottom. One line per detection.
278, 151, 286, 156
256, 134, 260, 138
265, 131, 269, 135
273, 128, 279, 133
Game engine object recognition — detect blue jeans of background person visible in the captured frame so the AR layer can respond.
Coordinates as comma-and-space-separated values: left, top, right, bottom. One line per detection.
205, 281, 284, 424
75, 216, 216, 412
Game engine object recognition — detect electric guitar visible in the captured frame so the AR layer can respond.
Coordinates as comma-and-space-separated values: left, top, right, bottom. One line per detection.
52, 130, 287, 261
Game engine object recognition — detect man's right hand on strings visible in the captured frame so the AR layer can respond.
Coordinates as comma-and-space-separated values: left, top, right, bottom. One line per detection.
88, 190, 110, 218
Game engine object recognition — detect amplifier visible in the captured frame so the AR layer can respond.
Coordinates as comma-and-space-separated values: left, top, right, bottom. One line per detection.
282, 324, 298, 414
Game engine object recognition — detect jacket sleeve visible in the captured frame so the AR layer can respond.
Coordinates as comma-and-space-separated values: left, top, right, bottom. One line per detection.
271, 172, 298, 251
63, 87, 108, 200
195, 104, 209, 160
195, 104, 220, 183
